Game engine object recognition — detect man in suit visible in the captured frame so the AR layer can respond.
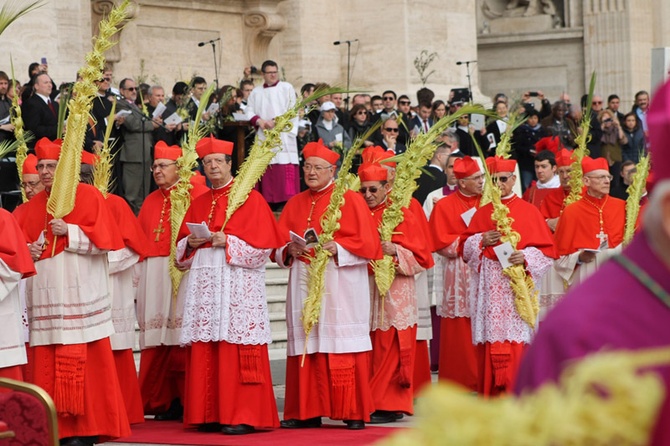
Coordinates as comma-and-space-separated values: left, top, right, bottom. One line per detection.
377, 117, 407, 155
412, 102, 434, 135
413, 142, 449, 205
116, 78, 158, 214
22, 72, 59, 148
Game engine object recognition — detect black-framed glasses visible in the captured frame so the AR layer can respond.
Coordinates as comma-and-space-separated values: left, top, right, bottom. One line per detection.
359, 186, 380, 194
492, 175, 513, 183
124, 87, 137, 91
398, 100, 410, 105
383, 96, 395, 101
384, 127, 399, 133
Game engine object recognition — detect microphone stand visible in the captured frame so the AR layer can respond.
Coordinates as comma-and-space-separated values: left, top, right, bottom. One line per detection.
210, 40, 219, 90
345, 40, 352, 111
464, 61, 473, 102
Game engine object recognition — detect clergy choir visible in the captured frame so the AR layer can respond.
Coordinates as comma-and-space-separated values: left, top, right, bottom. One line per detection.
0, 94, 666, 445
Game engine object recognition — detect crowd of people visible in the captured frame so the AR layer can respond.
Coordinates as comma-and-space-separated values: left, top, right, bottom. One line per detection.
0, 58, 668, 446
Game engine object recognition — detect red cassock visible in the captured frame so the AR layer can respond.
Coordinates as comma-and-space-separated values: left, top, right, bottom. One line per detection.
459, 196, 556, 396
0, 209, 36, 381
367, 200, 432, 414
136, 183, 209, 415
106, 193, 150, 424
539, 186, 585, 220
429, 191, 481, 391
554, 194, 626, 255
278, 185, 382, 422
177, 182, 283, 429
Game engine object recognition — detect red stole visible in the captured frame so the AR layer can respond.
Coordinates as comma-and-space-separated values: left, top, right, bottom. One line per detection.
0, 209, 35, 277
16, 183, 124, 260
278, 184, 382, 261
430, 190, 481, 251
554, 193, 626, 256
460, 195, 556, 260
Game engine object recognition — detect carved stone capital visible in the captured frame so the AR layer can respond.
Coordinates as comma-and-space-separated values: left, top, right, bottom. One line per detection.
91, 0, 139, 64
243, 10, 286, 67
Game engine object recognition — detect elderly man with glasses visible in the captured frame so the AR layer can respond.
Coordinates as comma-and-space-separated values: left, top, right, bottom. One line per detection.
275, 141, 382, 430
552, 156, 626, 292
135, 142, 210, 422
459, 156, 555, 396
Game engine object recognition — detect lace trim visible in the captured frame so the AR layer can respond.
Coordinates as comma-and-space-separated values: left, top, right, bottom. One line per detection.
465, 234, 553, 344
179, 235, 272, 346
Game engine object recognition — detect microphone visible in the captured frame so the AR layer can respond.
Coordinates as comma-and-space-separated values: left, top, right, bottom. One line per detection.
198, 37, 221, 47
333, 39, 359, 45
456, 60, 477, 65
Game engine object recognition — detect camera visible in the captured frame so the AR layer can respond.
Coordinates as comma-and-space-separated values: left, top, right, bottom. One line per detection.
250, 66, 259, 75
528, 91, 539, 97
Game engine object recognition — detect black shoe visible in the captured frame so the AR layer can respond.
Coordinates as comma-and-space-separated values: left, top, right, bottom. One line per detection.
394, 412, 404, 420
369, 410, 397, 424
197, 422, 222, 432
279, 417, 322, 428
154, 398, 183, 421
221, 424, 255, 435
345, 420, 365, 430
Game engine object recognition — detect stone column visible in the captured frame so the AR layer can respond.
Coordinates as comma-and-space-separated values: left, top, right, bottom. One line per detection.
583, 0, 653, 108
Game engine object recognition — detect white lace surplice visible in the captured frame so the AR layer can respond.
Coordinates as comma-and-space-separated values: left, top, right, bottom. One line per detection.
437, 238, 472, 319
108, 247, 141, 350
177, 235, 272, 346
463, 233, 553, 345
370, 245, 423, 332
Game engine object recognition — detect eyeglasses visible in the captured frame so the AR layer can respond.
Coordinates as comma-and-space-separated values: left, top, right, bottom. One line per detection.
303, 164, 332, 172
150, 162, 177, 172
36, 163, 57, 171
356, 111, 367, 115
384, 127, 399, 133
492, 175, 513, 183
383, 96, 395, 101
21, 180, 41, 189
263, 71, 278, 75
603, 118, 613, 123
592, 101, 602, 105
124, 87, 137, 91
586, 174, 613, 182
359, 186, 381, 194
398, 100, 410, 105
463, 174, 484, 181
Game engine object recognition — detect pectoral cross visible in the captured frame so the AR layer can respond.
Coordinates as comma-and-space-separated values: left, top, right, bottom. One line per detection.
153, 225, 165, 242
596, 230, 608, 247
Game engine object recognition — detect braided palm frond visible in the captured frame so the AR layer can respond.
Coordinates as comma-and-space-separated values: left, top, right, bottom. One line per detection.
9, 57, 32, 202
473, 130, 539, 328
167, 83, 217, 300
47, 0, 130, 221
564, 72, 597, 209
92, 101, 117, 197
623, 153, 650, 245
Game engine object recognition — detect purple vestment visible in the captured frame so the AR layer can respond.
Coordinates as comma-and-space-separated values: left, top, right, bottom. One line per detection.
515, 232, 670, 445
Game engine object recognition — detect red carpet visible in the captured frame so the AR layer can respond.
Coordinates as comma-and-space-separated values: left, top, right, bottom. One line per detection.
111, 420, 401, 445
